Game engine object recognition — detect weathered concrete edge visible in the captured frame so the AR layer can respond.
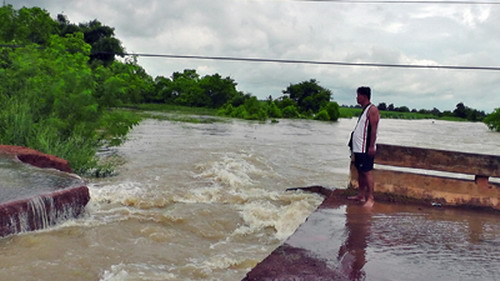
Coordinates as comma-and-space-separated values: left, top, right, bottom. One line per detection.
242, 187, 345, 281
0, 144, 73, 173
0, 145, 90, 238
0, 186, 90, 237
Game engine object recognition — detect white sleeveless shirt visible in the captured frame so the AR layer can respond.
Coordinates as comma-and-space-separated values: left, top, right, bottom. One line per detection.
351, 104, 375, 153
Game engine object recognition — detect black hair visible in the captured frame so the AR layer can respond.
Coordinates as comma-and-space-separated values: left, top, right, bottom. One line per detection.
357, 86, 371, 100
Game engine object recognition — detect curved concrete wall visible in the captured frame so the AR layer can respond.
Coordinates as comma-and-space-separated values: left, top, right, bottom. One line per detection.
0, 145, 90, 238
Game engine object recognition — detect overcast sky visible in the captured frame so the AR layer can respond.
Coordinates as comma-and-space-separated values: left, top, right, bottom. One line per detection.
9, 0, 500, 112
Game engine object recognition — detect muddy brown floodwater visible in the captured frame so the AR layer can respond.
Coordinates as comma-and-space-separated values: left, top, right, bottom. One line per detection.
0, 117, 499, 280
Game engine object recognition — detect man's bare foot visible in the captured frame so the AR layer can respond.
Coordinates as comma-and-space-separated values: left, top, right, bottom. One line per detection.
362, 198, 375, 208
347, 195, 364, 201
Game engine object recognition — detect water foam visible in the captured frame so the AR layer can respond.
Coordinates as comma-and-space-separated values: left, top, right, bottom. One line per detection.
89, 182, 148, 205
235, 194, 322, 240
186, 254, 261, 274
175, 151, 324, 240
100, 263, 176, 281
194, 152, 264, 188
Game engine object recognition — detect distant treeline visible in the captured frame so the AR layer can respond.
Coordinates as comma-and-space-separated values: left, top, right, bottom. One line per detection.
148, 71, 340, 121
0, 6, 498, 175
344, 102, 488, 122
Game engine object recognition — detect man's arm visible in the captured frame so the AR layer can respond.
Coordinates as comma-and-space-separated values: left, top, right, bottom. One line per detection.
368, 107, 380, 156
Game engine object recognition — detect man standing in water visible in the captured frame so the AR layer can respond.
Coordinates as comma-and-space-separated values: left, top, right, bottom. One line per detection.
348, 86, 380, 207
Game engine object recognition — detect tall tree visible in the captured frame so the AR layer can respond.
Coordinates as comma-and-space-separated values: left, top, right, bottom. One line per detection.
0, 5, 58, 44
377, 102, 387, 111
454, 102, 467, 118
282, 79, 332, 113
199, 74, 239, 108
57, 17, 124, 65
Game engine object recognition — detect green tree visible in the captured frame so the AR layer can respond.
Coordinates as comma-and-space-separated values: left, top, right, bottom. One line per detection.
484, 108, 500, 132
199, 73, 239, 108
323, 102, 340, 121
56, 17, 124, 65
227, 92, 252, 107
282, 79, 332, 113
454, 102, 467, 119
314, 110, 330, 121
93, 57, 153, 106
377, 102, 387, 111
431, 107, 442, 116
56, 14, 80, 35
265, 101, 283, 118
0, 5, 58, 45
282, 105, 300, 118
395, 106, 410, 113
275, 96, 298, 110
171, 70, 207, 107
149, 76, 175, 103
453, 102, 486, 121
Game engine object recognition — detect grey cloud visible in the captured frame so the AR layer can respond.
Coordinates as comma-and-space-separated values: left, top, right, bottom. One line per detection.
7, 0, 500, 112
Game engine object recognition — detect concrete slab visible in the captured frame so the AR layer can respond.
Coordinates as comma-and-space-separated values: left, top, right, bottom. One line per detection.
242, 188, 500, 281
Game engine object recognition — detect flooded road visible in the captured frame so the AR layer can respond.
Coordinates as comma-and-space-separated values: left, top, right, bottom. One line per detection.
0, 117, 499, 280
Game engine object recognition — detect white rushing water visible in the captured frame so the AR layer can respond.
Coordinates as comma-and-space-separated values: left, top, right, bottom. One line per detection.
0, 117, 499, 281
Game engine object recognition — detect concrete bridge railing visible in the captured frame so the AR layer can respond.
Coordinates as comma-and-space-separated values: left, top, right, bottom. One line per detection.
349, 144, 500, 210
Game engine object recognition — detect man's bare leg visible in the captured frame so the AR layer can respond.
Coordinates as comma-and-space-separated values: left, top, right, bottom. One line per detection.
348, 171, 366, 202
362, 171, 375, 208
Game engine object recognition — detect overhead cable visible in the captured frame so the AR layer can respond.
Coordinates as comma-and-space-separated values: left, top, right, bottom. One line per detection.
296, 0, 500, 5
2, 44, 500, 72
119, 52, 500, 71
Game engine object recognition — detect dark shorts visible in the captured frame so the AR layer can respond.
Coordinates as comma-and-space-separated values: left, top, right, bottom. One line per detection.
354, 153, 374, 172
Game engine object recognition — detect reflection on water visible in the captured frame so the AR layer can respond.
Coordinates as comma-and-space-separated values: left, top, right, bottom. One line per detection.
365, 203, 500, 281
0, 156, 83, 203
287, 198, 499, 281
337, 205, 372, 280
343, 202, 500, 281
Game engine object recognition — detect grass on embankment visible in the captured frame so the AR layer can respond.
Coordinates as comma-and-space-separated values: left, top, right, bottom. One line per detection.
120, 104, 225, 124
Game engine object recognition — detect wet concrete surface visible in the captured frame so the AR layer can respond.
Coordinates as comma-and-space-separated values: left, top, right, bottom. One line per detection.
0, 145, 90, 237
242, 188, 500, 281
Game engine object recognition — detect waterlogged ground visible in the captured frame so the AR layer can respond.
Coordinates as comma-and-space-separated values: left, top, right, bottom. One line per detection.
0, 117, 499, 280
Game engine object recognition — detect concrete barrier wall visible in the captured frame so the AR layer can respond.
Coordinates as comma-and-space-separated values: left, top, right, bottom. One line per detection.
349, 144, 500, 210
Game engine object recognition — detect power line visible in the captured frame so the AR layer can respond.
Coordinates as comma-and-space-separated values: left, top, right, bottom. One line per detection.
121, 52, 500, 72
296, 0, 500, 4
3, 44, 500, 72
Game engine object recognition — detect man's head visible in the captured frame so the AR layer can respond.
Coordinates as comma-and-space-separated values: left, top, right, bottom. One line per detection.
356, 86, 371, 105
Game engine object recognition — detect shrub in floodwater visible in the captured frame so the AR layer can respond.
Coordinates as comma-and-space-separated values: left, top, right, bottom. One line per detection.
323, 102, 340, 121
282, 105, 300, 118
484, 108, 500, 132
314, 110, 330, 121
266, 102, 283, 118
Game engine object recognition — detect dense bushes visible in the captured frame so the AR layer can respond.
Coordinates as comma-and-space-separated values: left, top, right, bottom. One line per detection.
484, 108, 500, 132
146, 69, 340, 122
0, 6, 141, 174
216, 80, 340, 121
146, 69, 241, 108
